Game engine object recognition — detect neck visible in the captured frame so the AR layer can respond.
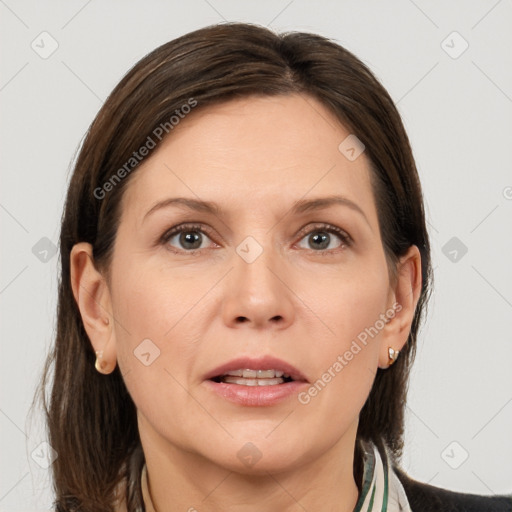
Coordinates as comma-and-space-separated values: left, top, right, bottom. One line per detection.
139, 418, 361, 512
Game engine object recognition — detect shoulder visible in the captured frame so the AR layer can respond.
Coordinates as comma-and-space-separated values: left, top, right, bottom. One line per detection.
393, 466, 512, 512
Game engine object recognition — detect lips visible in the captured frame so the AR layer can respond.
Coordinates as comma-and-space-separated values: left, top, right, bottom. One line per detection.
204, 356, 309, 385
203, 356, 309, 406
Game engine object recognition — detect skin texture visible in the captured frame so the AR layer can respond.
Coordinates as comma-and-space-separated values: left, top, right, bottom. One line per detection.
71, 94, 422, 512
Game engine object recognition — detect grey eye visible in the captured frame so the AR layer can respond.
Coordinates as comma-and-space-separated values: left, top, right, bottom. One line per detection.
297, 230, 344, 251
167, 230, 210, 251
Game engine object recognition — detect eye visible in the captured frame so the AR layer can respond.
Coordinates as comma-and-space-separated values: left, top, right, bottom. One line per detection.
296, 224, 351, 252
160, 222, 351, 255
161, 224, 216, 253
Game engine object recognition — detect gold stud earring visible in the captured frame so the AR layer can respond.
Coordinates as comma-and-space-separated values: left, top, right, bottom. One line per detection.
388, 347, 399, 367
95, 350, 108, 373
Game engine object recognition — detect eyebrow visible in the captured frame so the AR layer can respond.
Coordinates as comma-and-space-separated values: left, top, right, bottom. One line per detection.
143, 195, 370, 226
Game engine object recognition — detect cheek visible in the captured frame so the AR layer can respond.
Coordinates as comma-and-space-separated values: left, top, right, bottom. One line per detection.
295, 276, 386, 438
110, 255, 212, 345
296, 254, 390, 347
109, 256, 209, 406
109, 260, 208, 437
294, 255, 389, 399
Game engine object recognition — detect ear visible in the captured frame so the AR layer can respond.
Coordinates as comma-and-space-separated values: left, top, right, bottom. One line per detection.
70, 242, 117, 374
378, 245, 422, 369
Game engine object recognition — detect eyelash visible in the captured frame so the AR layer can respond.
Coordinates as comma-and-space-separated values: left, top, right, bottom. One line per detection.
160, 223, 352, 255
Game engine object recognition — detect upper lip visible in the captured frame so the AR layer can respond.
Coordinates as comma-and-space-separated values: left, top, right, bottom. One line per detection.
204, 355, 309, 382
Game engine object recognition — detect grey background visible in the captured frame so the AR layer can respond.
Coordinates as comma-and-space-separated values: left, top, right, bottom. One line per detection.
1, 0, 511, 510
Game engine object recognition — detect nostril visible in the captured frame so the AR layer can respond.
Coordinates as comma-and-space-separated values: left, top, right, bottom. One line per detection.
233, 315, 282, 324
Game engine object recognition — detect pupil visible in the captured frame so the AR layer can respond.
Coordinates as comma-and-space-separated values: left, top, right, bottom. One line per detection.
180, 231, 202, 249
310, 232, 329, 250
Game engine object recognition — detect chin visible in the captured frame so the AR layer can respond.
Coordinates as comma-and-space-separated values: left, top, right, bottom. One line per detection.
205, 441, 308, 476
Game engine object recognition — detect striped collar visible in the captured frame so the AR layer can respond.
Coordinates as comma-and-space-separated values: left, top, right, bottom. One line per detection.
140, 440, 412, 512
354, 440, 413, 511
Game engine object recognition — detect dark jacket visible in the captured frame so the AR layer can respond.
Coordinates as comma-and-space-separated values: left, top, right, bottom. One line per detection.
394, 466, 512, 512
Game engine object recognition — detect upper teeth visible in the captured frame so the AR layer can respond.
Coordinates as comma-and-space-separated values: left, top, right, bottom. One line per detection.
224, 369, 287, 379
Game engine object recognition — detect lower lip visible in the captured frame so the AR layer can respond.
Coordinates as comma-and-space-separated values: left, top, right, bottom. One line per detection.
204, 380, 309, 406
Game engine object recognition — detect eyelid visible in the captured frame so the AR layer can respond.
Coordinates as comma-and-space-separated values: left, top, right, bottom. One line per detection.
161, 223, 214, 240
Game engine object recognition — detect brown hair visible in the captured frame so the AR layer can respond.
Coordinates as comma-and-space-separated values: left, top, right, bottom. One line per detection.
41, 22, 432, 511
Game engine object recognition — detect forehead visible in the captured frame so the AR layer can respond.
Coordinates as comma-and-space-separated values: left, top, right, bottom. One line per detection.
121, 94, 377, 226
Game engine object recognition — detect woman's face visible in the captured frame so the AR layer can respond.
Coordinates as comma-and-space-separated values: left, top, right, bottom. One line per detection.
103, 94, 416, 474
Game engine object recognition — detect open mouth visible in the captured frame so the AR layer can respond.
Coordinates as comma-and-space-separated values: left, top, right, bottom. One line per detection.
210, 369, 298, 386
204, 360, 309, 406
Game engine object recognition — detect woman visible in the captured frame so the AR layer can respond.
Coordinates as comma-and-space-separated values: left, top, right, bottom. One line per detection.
41, 22, 511, 511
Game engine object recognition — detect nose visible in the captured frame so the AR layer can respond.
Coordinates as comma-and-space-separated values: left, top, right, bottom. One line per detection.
221, 244, 295, 330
